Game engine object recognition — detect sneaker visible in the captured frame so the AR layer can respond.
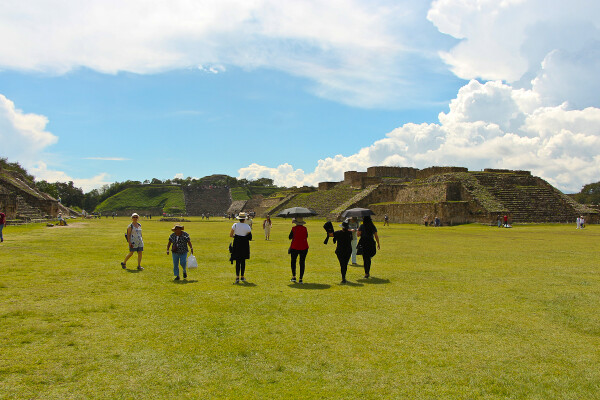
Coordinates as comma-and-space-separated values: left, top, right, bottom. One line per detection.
121, 262, 126, 269
364, 274, 370, 279
235, 278, 240, 284
341, 279, 347, 284
174, 276, 180, 281
183, 272, 187, 279
298, 279, 303, 284
240, 277, 246, 282
290, 277, 296, 283
137, 266, 144, 271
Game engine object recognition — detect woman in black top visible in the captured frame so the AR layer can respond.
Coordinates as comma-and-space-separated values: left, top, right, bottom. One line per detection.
330, 220, 353, 284
357, 215, 380, 278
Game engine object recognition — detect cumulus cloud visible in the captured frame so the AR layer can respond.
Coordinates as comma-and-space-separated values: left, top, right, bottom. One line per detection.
0, 94, 58, 162
239, 80, 600, 193
0, 0, 453, 108
0, 94, 112, 191
30, 162, 110, 192
427, 0, 600, 107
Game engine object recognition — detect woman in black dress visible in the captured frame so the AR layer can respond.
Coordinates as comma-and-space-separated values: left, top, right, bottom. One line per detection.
329, 220, 353, 284
357, 215, 380, 278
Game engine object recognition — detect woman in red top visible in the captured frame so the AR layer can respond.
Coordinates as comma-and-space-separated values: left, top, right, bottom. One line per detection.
288, 217, 309, 283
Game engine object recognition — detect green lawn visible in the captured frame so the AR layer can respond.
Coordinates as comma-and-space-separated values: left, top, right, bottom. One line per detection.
1, 219, 600, 399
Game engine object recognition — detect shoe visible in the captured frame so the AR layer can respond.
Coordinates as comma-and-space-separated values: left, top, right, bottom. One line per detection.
174, 276, 180, 280
240, 277, 246, 282
183, 272, 187, 279
235, 278, 240, 284
364, 274, 370, 279
298, 279, 303, 284
341, 279, 347, 284
137, 266, 144, 271
290, 277, 296, 283
121, 262, 126, 269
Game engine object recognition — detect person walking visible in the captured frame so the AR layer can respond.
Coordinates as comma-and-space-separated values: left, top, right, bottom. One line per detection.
329, 220, 353, 284
0, 212, 5, 242
357, 215, 380, 279
121, 213, 144, 270
167, 224, 194, 280
230, 212, 252, 283
348, 217, 359, 265
263, 216, 272, 240
384, 214, 389, 226
288, 217, 309, 283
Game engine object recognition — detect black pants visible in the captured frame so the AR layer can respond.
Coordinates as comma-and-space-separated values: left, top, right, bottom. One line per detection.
235, 259, 246, 276
336, 252, 351, 280
290, 249, 308, 279
363, 255, 372, 275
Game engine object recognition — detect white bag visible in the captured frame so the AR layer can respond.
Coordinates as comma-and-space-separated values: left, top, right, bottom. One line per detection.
187, 254, 198, 268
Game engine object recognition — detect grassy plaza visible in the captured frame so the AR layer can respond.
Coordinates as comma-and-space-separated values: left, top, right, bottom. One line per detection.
1, 218, 599, 399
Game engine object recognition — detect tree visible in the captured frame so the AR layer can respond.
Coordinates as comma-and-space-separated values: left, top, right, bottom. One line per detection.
574, 181, 600, 205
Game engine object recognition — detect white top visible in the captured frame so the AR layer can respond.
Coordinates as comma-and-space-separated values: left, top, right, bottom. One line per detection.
232, 222, 251, 236
129, 223, 144, 247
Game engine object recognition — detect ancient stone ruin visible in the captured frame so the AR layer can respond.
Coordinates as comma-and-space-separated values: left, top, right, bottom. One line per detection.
240, 166, 597, 225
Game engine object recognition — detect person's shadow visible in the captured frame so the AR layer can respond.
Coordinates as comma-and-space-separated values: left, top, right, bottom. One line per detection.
288, 283, 331, 290
357, 277, 391, 284
236, 281, 257, 287
340, 281, 363, 287
173, 279, 199, 284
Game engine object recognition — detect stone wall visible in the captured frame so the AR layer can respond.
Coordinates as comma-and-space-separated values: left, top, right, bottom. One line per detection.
370, 201, 476, 225
0, 191, 17, 219
483, 168, 531, 175
319, 182, 338, 191
367, 166, 418, 179
417, 166, 468, 180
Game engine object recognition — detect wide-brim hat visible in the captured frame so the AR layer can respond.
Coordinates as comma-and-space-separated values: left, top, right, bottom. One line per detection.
237, 212, 248, 219
171, 224, 184, 231
131, 213, 139, 218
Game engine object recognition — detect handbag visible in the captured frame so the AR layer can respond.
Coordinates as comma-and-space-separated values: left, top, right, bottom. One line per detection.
187, 254, 198, 268
356, 243, 363, 255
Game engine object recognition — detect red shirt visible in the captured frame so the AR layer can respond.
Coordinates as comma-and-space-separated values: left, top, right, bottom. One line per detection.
289, 225, 309, 250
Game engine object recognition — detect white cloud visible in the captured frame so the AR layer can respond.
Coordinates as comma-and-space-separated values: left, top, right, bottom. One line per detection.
0, 0, 452, 108
0, 94, 112, 191
240, 80, 600, 193
427, 0, 600, 107
30, 162, 110, 192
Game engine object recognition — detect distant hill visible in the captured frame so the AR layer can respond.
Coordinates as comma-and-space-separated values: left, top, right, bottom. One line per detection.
95, 185, 185, 215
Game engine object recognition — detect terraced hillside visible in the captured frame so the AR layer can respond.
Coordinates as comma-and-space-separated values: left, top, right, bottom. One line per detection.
269, 184, 362, 217
95, 185, 185, 215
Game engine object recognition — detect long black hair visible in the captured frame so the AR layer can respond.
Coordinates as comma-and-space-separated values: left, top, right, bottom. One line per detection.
362, 215, 376, 234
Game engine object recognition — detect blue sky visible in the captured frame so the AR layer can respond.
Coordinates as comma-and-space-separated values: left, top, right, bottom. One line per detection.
1, 1, 600, 193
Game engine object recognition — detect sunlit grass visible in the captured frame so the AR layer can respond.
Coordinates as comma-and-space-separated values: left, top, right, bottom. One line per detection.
1, 218, 600, 399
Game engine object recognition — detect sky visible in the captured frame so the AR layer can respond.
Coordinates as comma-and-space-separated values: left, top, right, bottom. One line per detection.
1, 0, 600, 193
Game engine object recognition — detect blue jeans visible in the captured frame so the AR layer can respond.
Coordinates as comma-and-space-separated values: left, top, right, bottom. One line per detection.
0, 224, 4, 242
172, 252, 187, 277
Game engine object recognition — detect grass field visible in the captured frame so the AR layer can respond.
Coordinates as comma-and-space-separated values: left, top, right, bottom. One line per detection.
1, 218, 600, 399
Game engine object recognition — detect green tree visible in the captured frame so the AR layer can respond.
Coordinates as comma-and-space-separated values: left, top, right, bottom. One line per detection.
574, 181, 600, 205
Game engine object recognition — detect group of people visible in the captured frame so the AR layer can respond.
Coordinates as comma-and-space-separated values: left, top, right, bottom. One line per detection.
576, 216, 586, 229
120, 211, 382, 284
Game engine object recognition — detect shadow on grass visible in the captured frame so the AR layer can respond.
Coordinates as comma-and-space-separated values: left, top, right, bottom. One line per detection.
234, 281, 257, 287
356, 277, 391, 284
340, 281, 364, 287
288, 283, 331, 290
125, 269, 142, 273
173, 279, 199, 284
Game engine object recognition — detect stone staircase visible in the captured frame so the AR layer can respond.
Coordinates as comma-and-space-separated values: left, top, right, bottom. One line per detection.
182, 187, 231, 216
470, 172, 584, 222
16, 195, 45, 220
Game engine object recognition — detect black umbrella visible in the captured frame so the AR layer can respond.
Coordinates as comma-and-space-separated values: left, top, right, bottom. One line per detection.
276, 207, 318, 218
341, 208, 375, 218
